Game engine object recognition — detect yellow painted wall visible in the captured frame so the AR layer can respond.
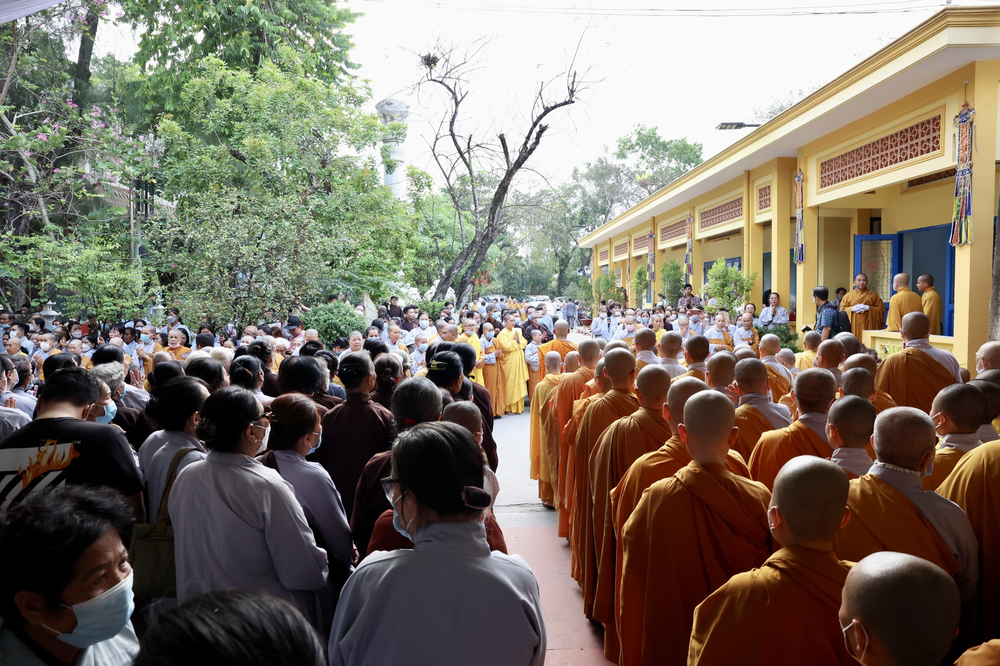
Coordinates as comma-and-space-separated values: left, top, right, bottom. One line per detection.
880, 179, 955, 233
699, 233, 744, 286
818, 217, 853, 290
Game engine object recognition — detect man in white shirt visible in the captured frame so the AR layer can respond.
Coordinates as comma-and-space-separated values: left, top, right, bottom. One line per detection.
687, 309, 706, 335
759, 292, 790, 327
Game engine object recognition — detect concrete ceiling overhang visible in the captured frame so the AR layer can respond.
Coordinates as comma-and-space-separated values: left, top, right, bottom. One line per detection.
579, 7, 1000, 248
2, 0, 68, 24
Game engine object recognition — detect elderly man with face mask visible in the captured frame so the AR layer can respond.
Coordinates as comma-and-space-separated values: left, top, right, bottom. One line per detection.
520, 309, 553, 344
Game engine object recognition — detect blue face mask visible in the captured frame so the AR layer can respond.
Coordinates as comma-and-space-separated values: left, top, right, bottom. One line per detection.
418, 343, 428, 352
308, 431, 322, 456
391, 494, 414, 541
486, 331, 494, 339
94, 401, 117, 424
43, 572, 134, 648
418, 320, 429, 329
140, 334, 150, 343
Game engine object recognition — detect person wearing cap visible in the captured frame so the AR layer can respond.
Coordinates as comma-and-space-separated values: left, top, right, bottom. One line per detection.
329, 422, 545, 665
286, 316, 305, 353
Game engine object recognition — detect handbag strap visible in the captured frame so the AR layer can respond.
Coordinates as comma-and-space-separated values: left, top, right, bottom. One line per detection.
154, 447, 199, 532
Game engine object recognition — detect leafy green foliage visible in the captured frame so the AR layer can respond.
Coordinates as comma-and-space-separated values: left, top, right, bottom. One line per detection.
631, 264, 649, 307
594, 274, 618, 304
410, 300, 448, 317
659, 260, 685, 307
122, 0, 359, 111
756, 323, 801, 352
615, 125, 703, 197
302, 302, 366, 345
707, 258, 758, 316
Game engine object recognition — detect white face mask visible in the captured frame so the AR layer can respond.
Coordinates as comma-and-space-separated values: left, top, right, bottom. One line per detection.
39, 341, 52, 352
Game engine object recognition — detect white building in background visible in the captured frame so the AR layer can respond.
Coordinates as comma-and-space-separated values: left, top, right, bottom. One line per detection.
376, 98, 409, 199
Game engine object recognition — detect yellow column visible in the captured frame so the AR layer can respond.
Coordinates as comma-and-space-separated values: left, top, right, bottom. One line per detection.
956, 61, 999, 371
771, 159, 795, 307
689, 207, 702, 291
746, 172, 764, 307
796, 204, 820, 333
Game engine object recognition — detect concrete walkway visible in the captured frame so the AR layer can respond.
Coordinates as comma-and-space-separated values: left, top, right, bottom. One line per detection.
492, 409, 610, 665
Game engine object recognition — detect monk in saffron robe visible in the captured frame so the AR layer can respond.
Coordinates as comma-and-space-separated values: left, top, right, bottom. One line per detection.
832, 407, 979, 602
480, 322, 506, 418
561, 369, 609, 540
939, 440, 1000, 645
839, 552, 961, 666
749, 368, 838, 490
496, 313, 528, 414
875, 313, 961, 413
885, 273, 924, 332
571, 349, 638, 607
917, 273, 943, 336
922, 383, 989, 491
733, 358, 792, 461
815, 339, 845, 390
842, 354, 897, 414
758, 333, 793, 403
456, 318, 484, 385
826, 395, 876, 479
794, 330, 821, 372
550, 340, 600, 535
611, 378, 752, 634
673, 334, 709, 383
632, 328, 659, 371
538, 320, 578, 382
619, 391, 772, 666
589, 365, 672, 661
529, 352, 563, 506
690, 457, 855, 665
839, 272, 886, 336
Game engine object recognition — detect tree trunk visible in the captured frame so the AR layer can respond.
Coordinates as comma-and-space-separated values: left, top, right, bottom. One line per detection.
72, 10, 100, 108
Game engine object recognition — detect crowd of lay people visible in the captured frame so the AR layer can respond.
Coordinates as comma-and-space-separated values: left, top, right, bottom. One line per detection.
0, 301, 548, 665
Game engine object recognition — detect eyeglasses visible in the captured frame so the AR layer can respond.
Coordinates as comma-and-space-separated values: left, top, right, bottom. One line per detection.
381, 477, 402, 503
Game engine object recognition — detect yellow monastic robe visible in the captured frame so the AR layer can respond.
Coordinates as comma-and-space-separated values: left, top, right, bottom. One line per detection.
496, 327, 528, 414
540, 382, 565, 504
794, 349, 817, 372
764, 364, 791, 404
550, 366, 597, 536
922, 286, 943, 336
457, 331, 484, 385
538, 338, 578, 381
874, 346, 958, 414
529, 373, 561, 505
733, 403, 777, 462
749, 420, 831, 491
871, 388, 897, 414
886, 286, 923, 332
839, 288, 885, 336
589, 408, 671, 662
481, 336, 506, 418
672, 368, 706, 384
922, 446, 971, 492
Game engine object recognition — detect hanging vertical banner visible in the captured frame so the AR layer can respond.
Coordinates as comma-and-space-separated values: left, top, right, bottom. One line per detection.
646, 232, 655, 299
950, 102, 975, 246
794, 170, 805, 264
683, 215, 694, 279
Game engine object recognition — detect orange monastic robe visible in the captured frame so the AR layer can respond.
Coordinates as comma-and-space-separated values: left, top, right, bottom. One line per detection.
839, 288, 885, 336
540, 383, 565, 505
589, 408, 672, 662
550, 365, 596, 535
874, 346, 958, 413
794, 349, 817, 372
481, 337, 507, 418
689, 546, 855, 665
922, 286, 943, 336
529, 373, 561, 505
764, 364, 791, 404
749, 420, 831, 491
733, 403, 777, 462
885, 286, 923, 332
939, 442, 1000, 644
538, 338, 578, 381
832, 474, 960, 577
496, 327, 528, 414
571, 389, 639, 605
922, 446, 972, 492
457, 331, 484, 385
871, 388, 897, 414
672, 368, 706, 384
619, 462, 772, 666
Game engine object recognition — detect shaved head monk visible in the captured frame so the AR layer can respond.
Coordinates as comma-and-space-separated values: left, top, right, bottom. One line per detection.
840, 552, 961, 666
968, 378, 1000, 443
633, 328, 658, 371
529, 351, 564, 506
549, 339, 600, 536
610, 377, 752, 657
975, 340, 1000, 373
690, 457, 855, 664
657, 331, 686, 379
874, 312, 962, 413
922, 383, 988, 492
795, 330, 822, 372
538, 320, 578, 381
938, 431, 1000, 644
571, 348, 638, 610
675, 335, 709, 383
842, 367, 876, 402
749, 368, 838, 490
844, 354, 897, 413
758, 334, 793, 402
832, 407, 979, 602
816, 339, 845, 389
588, 365, 672, 660
827, 395, 876, 478
886, 272, 923, 332
563, 351, 581, 374
776, 348, 798, 378
840, 272, 885, 336
732, 358, 793, 462
705, 352, 736, 397
835, 332, 862, 358
734, 346, 757, 361
619, 391, 771, 666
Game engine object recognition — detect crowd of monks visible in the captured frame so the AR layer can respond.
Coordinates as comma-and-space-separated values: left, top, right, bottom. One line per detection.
527, 308, 1000, 665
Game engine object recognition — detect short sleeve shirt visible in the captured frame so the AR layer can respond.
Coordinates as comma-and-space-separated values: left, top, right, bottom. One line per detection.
0, 418, 144, 510
816, 303, 838, 331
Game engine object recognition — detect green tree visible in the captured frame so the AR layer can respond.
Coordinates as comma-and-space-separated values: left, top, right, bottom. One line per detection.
302, 302, 366, 345
122, 0, 359, 111
706, 258, 758, 316
631, 264, 649, 307
615, 125, 703, 197
659, 260, 685, 307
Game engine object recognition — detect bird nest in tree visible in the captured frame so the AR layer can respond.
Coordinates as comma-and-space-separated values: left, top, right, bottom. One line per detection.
420, 53, 439, 69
